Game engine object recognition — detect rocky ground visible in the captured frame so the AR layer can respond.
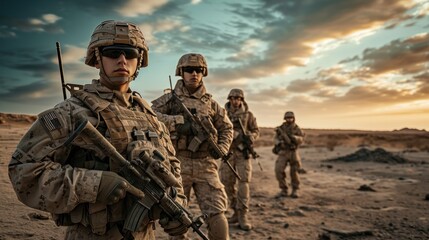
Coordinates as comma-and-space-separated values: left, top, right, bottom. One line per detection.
0, 113, 428, 240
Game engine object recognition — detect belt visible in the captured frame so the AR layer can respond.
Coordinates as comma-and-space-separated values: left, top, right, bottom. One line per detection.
177, 150, 209, 159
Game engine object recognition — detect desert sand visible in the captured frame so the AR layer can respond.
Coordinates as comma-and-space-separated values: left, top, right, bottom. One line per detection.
0, 113, 428, 240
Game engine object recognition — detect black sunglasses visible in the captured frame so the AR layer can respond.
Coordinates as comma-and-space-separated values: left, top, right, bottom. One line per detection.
101, 46, 140, 59
183, 67, 204, 74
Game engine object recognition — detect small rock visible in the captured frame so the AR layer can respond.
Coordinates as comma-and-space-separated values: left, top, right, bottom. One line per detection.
287, 210, 305, 217
358, 184, 376, 192
318, 233, 331, 240
283, 223, 289, 229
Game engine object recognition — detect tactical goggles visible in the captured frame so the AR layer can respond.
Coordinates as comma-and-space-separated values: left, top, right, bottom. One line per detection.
229, 96, 243, 100
183, 67, 204, 74
101, 45, 140, 59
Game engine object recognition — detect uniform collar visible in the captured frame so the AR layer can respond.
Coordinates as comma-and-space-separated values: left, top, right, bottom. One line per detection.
174, 79, 207, 99
84, 79, 133, 108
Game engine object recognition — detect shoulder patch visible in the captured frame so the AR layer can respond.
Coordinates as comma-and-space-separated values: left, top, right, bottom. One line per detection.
40, 111, 63, 131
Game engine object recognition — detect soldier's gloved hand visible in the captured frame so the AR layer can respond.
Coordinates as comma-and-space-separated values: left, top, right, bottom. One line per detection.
244, 134, 254, 144
97, 171, 144, 205
175, 122, 193, 135
159, 214, 188, 236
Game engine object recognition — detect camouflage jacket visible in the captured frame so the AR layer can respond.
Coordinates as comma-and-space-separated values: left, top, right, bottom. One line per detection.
274, 122, 305, 150
8, 80, 185, 232
151, 79, 233, 156
224, 101, 259, 150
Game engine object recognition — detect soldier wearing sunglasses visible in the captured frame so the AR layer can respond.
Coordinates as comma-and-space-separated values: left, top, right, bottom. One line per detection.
8, 20, 187, 240
152, 53, 233, 240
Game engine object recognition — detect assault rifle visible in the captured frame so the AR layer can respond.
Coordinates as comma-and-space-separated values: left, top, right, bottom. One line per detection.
237, 119, 263, 171
276, 126, 297, 150
65, 120, 208, 240
168, 76, 241, 180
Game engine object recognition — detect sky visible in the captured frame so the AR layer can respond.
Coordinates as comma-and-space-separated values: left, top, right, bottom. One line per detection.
0, 0, 428, 130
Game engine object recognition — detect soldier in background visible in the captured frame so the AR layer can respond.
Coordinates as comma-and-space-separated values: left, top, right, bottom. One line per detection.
220, 89, 259, 231
273, 111, 305, 198
8, 20, 187, 239
151, 53, 233, 239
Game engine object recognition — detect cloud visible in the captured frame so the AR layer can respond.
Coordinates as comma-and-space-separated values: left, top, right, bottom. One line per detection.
0, 45, 95, 103
287, 79, 321, 93
209, 0, 421, 84
361, 33, 429, 74
117, 0, 168, 17
1, 13, 63, 35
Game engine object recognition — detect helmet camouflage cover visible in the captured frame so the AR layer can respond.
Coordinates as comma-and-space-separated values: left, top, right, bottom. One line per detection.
85, 20, 149, 68
175, 53, 208, 76
227, 88, 244, 99
284, 111, 295, 119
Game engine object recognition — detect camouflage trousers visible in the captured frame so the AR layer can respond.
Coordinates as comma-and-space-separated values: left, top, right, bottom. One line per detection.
219, 150, 252, 211
172, 155, 229, 240
275, 149, 301, 190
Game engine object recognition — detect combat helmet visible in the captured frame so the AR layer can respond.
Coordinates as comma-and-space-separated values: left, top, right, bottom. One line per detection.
227, 89, 244, 100
284, 111, 295, 120
175, 53, 208, 76
85, 20, 149, 68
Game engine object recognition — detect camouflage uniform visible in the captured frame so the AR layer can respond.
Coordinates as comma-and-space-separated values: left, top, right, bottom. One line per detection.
219, 89, 259, 230
8, 20, 186, 240
273, 112, 305, 198
152, 73, 233, 239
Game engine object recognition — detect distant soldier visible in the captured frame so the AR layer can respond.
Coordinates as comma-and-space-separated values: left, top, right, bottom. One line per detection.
151, 53, 233, 239
273, 111, 305, 198
8, 20, 187, 239
220, 89, 259, 231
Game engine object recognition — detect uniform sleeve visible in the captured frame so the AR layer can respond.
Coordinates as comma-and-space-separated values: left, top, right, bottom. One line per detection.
151, 94, 184, 132
211, 100, 233, 154
159, 122, 187, 206
247, 111, 260, 142
293, 126, 305, 146
8, 103, 102, 214
274, 127, 282, 145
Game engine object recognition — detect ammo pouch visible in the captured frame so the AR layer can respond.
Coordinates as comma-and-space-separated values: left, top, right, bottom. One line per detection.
186, 115, 217, 153
53, 203, 109, 235
188, 135, 204, 152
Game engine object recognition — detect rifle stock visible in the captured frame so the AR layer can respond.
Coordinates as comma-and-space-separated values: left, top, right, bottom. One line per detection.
66, 120, 208, 240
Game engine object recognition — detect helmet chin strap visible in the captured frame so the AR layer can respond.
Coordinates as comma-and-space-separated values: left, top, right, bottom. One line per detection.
96, 48, 139, 87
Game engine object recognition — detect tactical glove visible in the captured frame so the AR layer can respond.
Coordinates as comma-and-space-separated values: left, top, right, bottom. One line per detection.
159, 214, 188, 236
243, 134, 254, 145
97, 171, 144, 205
175, 122, 193, 135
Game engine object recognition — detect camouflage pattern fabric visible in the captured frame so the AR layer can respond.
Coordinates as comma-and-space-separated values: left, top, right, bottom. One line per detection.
152, 79, 233, 239
274, 122, 305, 191
8, 80, 185, 240
220, 101, 259, 211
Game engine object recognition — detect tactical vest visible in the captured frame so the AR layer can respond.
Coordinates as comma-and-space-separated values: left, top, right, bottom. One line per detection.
228, 111, 250, 148
54, 90, 174, 235
170, 93, 215, 154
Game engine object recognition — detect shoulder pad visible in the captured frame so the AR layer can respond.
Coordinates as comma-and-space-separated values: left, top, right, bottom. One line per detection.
132, 94, 157, 116
72, 90, 110, 114
151, 93, 173, 108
